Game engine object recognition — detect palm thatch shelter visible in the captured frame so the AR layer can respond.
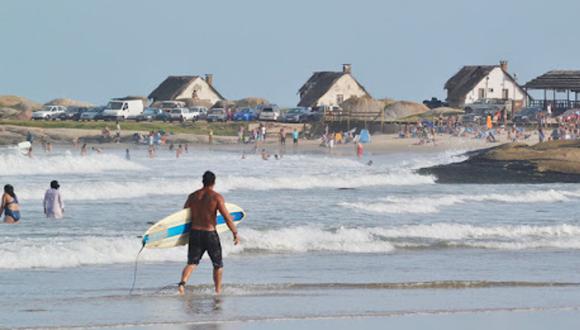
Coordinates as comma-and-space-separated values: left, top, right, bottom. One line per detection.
525, 71, 580, 113
383, 101, 429, 120
402, 106, 464, 121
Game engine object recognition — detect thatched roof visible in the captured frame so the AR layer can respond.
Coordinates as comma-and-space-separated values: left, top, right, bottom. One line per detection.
45, 98, 94, 108
0, 95, 42, 120
297, 71, 370, 107
525, 70, 580, 91
233, 97, 270, 108
423, 107, 464, 116
148, 76, 225, 102
383, 101, 429, 120
340, 96, 394, 114
445, 66, 497, 101
445, 65, 524, 101
403, 107, 464, 120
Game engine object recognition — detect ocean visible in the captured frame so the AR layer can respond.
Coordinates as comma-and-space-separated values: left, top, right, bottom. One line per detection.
1, 144, 580, 329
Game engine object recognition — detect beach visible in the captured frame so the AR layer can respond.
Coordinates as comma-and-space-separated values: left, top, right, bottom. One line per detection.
2, 132, 580, 329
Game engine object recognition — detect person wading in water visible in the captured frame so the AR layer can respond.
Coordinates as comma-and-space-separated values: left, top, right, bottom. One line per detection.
178, 171, 239, 295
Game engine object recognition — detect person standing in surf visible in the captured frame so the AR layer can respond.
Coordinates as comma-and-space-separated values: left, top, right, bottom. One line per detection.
178, 171, 239, 295
43, 180, 64, 219
1, 184, 21, 224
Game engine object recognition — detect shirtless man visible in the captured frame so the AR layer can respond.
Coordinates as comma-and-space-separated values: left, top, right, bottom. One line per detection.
178, 171, 239, 295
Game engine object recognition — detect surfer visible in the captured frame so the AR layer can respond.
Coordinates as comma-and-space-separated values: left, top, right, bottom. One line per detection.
178, 171, 239, 295
1, 184, 21, 224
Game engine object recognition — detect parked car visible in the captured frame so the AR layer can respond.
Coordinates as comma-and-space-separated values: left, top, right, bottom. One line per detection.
259, 104, 281, 121
423, 97, 449, 109
168, 108, 196, 122
464, 99, 512, 114
513, 107, 544, 124
31, 105, 67, 120
80, 107, 105, 121
159, 101, 186, 113
136, 108, 167, 122
233, 107, 258, 121
189, 106, 208, 121
101, 99, 144, 121
207, 108, 227, 122
57, 107, 90, 121
283, 107, 310, 123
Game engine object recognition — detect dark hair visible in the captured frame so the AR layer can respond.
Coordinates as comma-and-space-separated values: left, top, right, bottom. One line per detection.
4, 184, 16, 199
50, 180, 60, 189
202, 171, 216, 187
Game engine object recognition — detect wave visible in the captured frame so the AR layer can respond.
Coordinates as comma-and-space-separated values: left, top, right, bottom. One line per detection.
0, 153, 145, 176
3, 223, 580, 269
340, 189, 580, 214
16, 171, 434, 201
238, 224, 580, 252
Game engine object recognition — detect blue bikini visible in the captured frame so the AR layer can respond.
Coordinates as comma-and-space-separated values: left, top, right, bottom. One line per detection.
4, 196, 20, 221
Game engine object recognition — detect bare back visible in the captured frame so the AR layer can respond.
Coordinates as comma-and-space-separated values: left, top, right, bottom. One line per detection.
184, 187, 221, 231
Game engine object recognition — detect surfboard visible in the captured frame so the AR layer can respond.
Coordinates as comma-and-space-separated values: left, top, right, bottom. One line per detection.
142, 203, 245, 249
17, 141, 31, 154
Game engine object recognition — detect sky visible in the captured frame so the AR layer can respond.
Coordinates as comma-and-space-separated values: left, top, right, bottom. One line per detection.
1, 0, 579, 106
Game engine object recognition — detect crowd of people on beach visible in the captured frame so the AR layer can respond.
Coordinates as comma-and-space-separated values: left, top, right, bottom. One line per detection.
393, 113, 580, 145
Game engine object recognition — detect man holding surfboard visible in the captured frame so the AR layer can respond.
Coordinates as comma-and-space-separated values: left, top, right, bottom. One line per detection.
178, 171, 239, 295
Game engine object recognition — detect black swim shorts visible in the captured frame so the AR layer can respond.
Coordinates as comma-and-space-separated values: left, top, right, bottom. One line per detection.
188, 230, 223, 268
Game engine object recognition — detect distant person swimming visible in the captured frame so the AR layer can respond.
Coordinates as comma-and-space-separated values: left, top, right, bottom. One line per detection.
43, 180, 64, 219
1, 184, 20, 224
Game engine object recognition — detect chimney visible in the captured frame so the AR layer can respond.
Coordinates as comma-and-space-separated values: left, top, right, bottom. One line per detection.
205, 74, 213, 86
342, 64, 352, 74
499, 60, 508, 72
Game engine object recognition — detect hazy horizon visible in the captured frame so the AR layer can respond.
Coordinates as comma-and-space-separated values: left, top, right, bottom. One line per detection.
1, 0, 578, 106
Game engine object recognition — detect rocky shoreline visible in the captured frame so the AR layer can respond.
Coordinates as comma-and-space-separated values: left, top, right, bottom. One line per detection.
419, 141, 580, 183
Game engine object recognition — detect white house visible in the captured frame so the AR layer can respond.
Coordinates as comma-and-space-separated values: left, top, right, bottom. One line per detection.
148, 74, 225, 106
445, 61, 527, 108
298, 64, 370, 108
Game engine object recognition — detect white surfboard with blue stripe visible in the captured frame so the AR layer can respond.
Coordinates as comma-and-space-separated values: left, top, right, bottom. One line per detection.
143, 203, 245, 249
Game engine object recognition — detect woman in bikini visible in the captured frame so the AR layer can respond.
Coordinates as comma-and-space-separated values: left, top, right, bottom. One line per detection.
1, 184, 21, 224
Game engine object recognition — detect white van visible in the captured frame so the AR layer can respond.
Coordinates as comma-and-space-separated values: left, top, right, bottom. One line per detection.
101, 99, 144, 121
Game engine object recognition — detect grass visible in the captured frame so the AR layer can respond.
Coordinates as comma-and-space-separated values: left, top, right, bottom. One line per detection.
0, 119, 244, 136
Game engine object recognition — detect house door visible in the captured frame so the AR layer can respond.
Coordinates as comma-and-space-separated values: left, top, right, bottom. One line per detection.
478, 88, 485, 99
502, 89, 509, 100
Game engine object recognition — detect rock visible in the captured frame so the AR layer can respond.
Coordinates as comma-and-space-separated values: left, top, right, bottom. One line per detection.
418, 141, 580, 183
0, 95, 42, 120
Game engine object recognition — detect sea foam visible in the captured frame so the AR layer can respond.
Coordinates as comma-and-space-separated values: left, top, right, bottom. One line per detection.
0, 153, 145, 176
340, 189, 578, 214
16, 171, 434, 201
3, 223, 580, 269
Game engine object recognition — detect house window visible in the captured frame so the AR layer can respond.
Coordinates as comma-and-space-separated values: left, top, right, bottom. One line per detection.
478, 88, 485, 99
502, 89, 509, 99
337, 94, 344, 104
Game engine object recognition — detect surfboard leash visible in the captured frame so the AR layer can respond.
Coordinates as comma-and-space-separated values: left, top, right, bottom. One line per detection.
129, 243, 145, 295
